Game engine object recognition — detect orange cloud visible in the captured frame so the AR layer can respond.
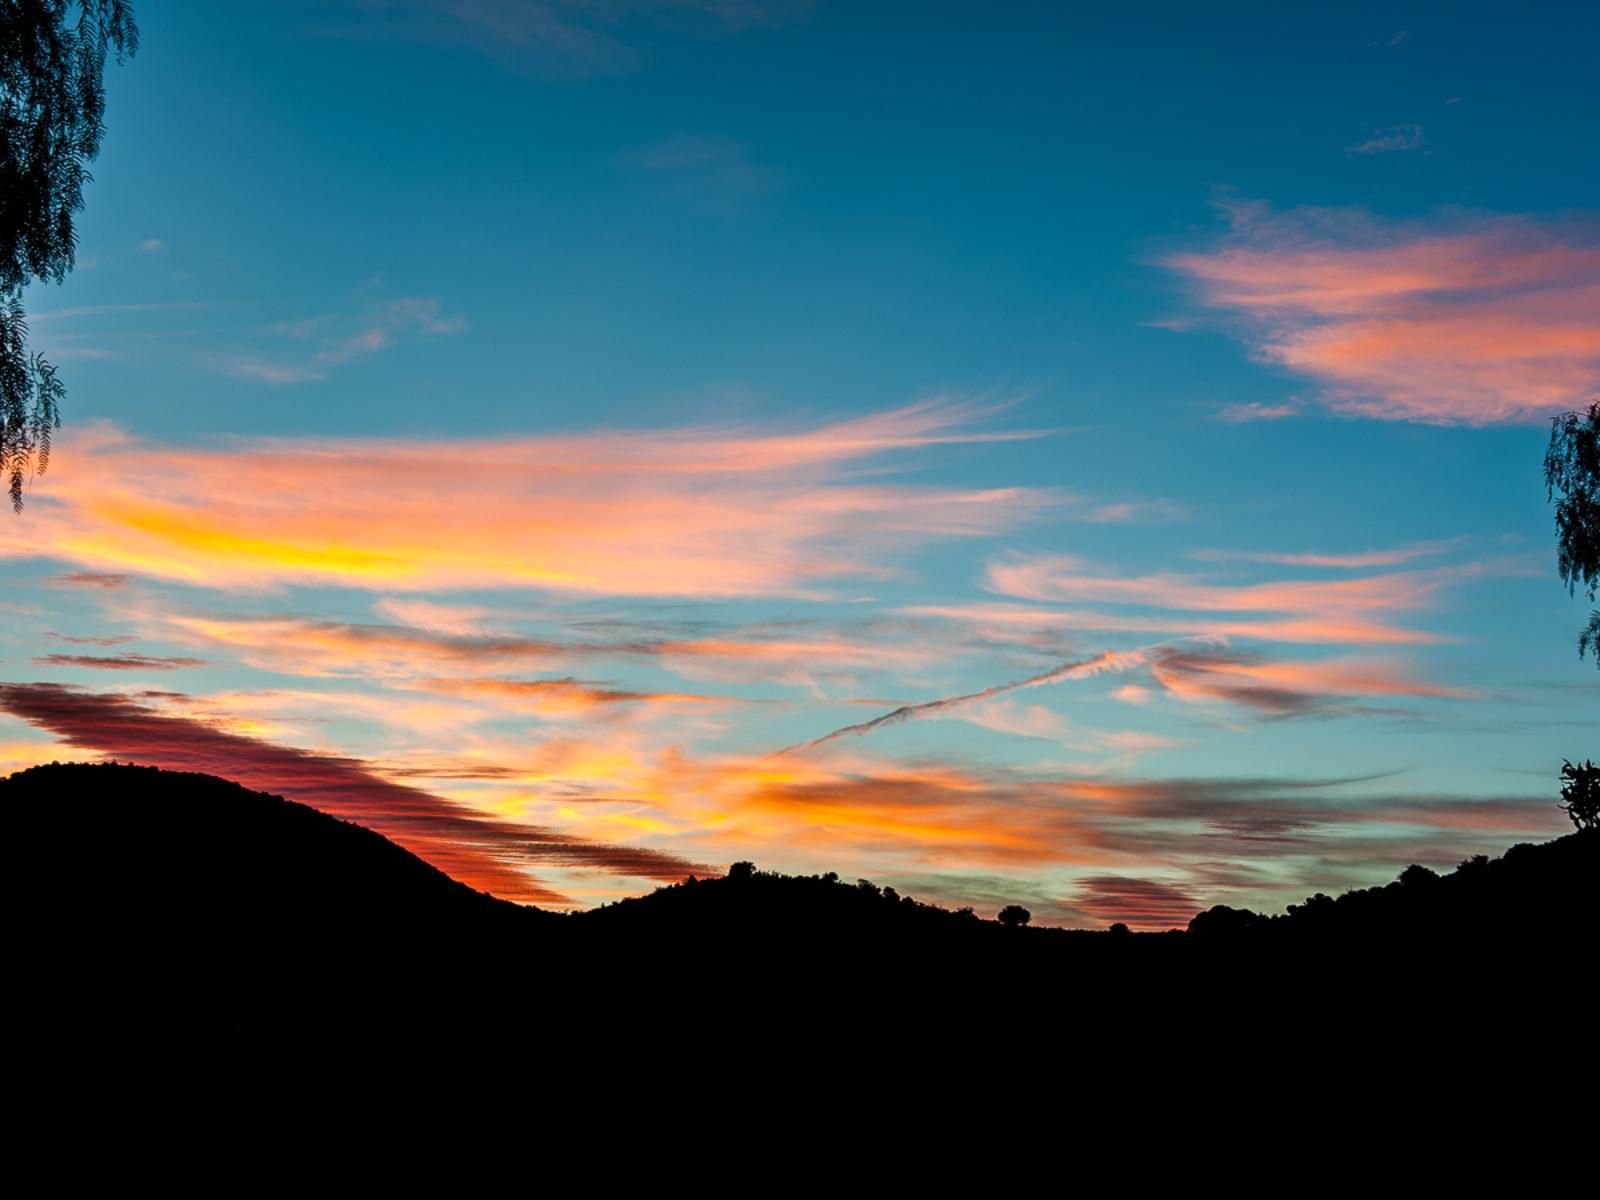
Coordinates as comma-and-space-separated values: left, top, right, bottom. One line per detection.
1164, 204, 1600, 423
666, 753, 1111, 871
419, 676, 743, 717
2, 402, 1052, 595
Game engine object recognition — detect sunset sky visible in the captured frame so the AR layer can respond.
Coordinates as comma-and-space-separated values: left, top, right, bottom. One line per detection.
2, 0, 1596, 926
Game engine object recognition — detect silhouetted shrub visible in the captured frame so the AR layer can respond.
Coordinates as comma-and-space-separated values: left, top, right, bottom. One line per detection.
727, 861, 756, 882
1559, 758, 1599, 830
1188, 905, 1257, 937
1399, 864, 1439, 888
997, 905, 1031, 928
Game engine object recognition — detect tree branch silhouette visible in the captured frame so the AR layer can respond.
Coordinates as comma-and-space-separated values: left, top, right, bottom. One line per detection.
2, 1, 137, 510
1544, 401, 1600, 667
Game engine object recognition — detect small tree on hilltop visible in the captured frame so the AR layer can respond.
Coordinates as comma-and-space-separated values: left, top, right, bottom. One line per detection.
1559, 759, 1599, 831
997, 904, 1031, 928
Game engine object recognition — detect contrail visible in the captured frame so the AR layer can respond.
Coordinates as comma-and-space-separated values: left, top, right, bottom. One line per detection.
775, 648, 1147, 756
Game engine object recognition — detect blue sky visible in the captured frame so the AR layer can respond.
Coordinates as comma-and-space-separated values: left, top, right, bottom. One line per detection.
1, 1, 1595, 924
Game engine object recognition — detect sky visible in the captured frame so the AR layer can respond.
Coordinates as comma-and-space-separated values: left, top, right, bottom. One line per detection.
2, 0, 1597, 926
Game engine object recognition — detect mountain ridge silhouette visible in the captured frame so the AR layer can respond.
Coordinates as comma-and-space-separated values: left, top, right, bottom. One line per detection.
8, 760, 1593, 1062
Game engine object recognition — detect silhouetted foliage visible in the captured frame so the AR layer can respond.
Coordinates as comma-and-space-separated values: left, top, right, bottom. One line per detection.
1, 1, 136, 509
1544, 401, 1600, 666
1559, 758, 1599, 831
997, 904, 1031, 928
727, 860, 756, 882
1398, 864, 1439, 888
1187, 904, 1259, 937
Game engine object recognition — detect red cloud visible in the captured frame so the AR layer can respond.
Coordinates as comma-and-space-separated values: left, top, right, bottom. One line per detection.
0, 684, 707, 905
1165, 204, 1600, 424
1073, 875, 1203, 930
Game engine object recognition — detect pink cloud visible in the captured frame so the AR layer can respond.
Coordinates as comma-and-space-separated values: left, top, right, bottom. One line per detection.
985, 553, 1441, 610
1164, 204, 1600, 423
1190, 538, 1464, 569
1146, 647, 1479, 717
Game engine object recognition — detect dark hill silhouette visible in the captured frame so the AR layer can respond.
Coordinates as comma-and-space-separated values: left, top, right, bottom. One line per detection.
8, 761, 1595, 1067
6, 760, 548, 935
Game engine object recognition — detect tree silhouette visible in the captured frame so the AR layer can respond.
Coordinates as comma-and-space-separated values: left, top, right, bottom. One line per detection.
1544, 401, 1600, 667
2, 1, 137, 511
997, 904, 1031, 928
1558, 759, 1598, 832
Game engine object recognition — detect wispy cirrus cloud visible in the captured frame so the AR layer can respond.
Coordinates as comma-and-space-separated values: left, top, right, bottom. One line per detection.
1214, 400, 1302, 424
898, 546, 1502, 720
222, 297, 466, 384
0, 683, 708, 904
336, 1, 811, 77
972, 549, 1499, 647
0, 402, 1057, 597
777, 649, 1145, 755
32, 653, 208, 672
1145, 646, 1478, 719
373, 597, 500, 638
419, 675, 744, 716
1163, 201, 1600, 423
904, 598, 1445, 648
1190, 538, 1464, 569
616, 134, 783, 208
120, 607, 957, 697
1345, 123, 1425, 155
44, 571, 129, 590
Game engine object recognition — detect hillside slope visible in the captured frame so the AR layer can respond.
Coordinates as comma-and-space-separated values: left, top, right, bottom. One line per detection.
5, 760, 543, 933
7, 761, 1594, 1057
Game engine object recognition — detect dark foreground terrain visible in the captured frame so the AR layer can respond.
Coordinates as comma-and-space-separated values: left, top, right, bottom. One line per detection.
8, 761, 1594, 1071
